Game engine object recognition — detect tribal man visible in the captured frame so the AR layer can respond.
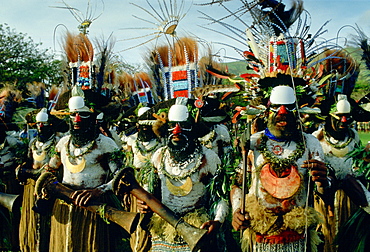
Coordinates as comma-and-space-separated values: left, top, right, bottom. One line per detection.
231, 85, 331, 252
45, 90, 126, 252
138, 97, 229, 252
313, 94, 370, 251
18, 108, 62, 252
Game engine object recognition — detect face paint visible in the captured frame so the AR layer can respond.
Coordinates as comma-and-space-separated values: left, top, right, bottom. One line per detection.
137, 125, 156, 142
331, 113, 353, 132
69, 112, 97, 146
36, 122, 54, 142
267, 103, 298, 139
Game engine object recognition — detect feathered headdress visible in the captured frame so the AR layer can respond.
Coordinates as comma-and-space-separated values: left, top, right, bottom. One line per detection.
64, 31, 94, 89
146, 37, 200, 100
200, 0, 358, 116
117, 71, 156, 107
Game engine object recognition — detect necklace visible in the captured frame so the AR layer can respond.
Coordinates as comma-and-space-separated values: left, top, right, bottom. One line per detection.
65, 136, 95, 173
65, 156, 87, 173
135, 139, 160, 155
258, 134, 305, 174
31, 135, 55, 160
66, 136, 96, 159
323, 129, 353, 149
159, 145, 203, 181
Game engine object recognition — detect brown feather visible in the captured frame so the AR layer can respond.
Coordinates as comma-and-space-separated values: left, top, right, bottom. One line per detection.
64, 32, 79, 63
134, 72, 152, 89
118, 72, 134, 96
76, 33, 94, 62
154, 45, 169, 67
173, 37, 198, 66
48, 85, 60, 101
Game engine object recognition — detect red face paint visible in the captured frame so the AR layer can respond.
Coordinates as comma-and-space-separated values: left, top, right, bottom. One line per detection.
74, 113, 82, 123
278, 105, 288, 115
172, 123, 182, 135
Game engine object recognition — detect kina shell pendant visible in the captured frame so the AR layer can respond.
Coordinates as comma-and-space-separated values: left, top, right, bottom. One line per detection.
260, 163, 301, 199
166, 177, 193, 196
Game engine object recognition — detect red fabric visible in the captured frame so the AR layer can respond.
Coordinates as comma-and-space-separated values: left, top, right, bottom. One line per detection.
256, 230, 304, 244
173, 90, 188, 98
172, 71, 187, 81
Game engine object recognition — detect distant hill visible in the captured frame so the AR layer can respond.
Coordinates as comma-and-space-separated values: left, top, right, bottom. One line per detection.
223, 60, 248, 76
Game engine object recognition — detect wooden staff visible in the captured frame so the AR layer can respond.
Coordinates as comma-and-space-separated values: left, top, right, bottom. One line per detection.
240, 120, 251, 239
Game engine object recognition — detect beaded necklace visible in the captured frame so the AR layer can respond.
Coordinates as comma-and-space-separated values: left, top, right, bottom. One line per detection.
258, 134, 305, 174
135, 139, 160, 155
31, 135, 55, 153
159, 145, 203, 181
323, 129, 353, 149
66, 136, 96, 159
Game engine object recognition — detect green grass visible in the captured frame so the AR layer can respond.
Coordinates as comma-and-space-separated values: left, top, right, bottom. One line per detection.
359, 132, 370, 145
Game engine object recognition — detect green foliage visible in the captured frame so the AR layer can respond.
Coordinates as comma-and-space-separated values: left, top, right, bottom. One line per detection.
207, 153, 237, 216
347, 142, 370, 182
0, 23, 63, 91
224, 60, 248, 75
109, 148, 125, 163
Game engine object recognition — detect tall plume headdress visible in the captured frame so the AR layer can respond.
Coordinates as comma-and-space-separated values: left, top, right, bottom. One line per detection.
146, 37, 200, 101
53, 0, 105, 90
118, 71, 156, 107
198, 0, 357, 113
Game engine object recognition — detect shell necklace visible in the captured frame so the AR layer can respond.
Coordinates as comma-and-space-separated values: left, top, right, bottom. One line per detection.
159, 145, 203, 196
135, 139, 160, 155
65, 136, 95, 173
31, 135, 55, 162
258, 134, 305, 175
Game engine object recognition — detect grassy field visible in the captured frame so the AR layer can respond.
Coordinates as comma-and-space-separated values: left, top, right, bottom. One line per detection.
359, 132, 370, 145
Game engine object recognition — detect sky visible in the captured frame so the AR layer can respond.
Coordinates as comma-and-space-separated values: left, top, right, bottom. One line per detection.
1, 0, 370, 66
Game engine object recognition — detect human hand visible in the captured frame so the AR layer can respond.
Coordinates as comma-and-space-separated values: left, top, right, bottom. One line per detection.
71, 188, 103, 207
231, 208, 250, 231
200, 220, 221, 234
302, 159, 329, 187
137, 199, 152, 213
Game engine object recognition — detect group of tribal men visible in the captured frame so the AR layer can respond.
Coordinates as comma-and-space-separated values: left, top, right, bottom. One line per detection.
0, 81, 369, 252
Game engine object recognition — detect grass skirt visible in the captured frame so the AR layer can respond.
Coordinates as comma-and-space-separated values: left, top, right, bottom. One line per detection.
49, 193, 127, 252
19, 179, 51, 252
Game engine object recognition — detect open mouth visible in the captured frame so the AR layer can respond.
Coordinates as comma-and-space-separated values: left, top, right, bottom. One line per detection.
276, 121, 287, 127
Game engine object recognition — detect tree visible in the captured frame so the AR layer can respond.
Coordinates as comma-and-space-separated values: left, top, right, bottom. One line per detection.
0, 23, 63, 92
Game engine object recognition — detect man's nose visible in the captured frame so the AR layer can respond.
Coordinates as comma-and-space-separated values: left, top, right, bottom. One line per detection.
172, 123, 182, 135
74, 113, 81, 122
278, 105, 288, 115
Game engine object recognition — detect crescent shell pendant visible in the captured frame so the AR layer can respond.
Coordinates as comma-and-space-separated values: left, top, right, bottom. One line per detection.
330, 146, 349, 158
33, 151, 46, 162
65, 156, 86, 173
260, 163, 301, 199
166, 176, 193, 196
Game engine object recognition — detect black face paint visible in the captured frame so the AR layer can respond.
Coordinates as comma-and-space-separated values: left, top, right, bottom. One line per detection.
267, 104, 299, 140
137, 125, 156, 142
69, 112, 97, 146
36, 122, 54, 142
